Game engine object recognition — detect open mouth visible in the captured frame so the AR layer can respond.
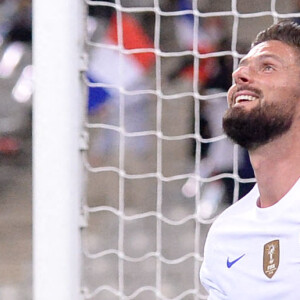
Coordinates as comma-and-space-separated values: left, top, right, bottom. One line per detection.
234, 95, 258, 105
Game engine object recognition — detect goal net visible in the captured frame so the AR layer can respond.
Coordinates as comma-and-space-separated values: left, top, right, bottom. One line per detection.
81, 0, 300, 299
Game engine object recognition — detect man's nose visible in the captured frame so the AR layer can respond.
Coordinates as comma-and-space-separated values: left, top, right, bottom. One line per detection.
232, 66, 252, 84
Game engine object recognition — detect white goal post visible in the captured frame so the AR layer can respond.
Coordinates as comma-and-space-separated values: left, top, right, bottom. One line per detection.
33, 0, 86, 299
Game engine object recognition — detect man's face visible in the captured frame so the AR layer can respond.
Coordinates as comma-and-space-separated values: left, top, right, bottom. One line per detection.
223, 40, 300, 150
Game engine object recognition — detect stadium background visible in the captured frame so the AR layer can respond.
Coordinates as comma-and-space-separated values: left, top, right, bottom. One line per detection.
0, 0, 299, 299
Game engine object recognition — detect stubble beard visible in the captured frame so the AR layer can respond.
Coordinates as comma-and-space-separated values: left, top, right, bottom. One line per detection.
222, 100, 295, 151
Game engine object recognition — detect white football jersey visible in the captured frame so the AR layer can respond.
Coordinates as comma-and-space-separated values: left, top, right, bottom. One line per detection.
200, 178, 300, 300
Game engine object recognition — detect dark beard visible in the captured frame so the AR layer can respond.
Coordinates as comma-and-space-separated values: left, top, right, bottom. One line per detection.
222, 101, 295, 150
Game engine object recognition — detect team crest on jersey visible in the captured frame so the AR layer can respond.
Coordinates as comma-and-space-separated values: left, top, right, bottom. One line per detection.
263, 239, 280, 279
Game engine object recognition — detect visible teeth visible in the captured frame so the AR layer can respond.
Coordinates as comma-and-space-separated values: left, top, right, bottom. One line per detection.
235, 95, 258, 103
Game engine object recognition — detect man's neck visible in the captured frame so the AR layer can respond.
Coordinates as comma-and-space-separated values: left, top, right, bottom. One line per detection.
249, 131, 300, 208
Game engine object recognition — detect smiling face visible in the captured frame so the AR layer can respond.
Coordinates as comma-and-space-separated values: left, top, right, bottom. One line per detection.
223, 40, 300, 150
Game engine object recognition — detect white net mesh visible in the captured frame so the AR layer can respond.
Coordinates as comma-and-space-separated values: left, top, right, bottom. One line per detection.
81, 0, 300, 299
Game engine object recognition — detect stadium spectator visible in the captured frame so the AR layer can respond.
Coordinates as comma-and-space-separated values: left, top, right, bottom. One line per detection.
87, 11, 155, 163
200, 20, 300, 299
172, 8, 255, 217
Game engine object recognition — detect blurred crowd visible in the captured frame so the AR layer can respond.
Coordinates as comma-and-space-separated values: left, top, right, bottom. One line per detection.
7, 0, 300, 217
0, 0, 32, 158
86, 0, 255, 218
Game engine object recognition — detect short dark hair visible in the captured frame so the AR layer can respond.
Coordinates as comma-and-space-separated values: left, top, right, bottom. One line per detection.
252, 20, 300, 53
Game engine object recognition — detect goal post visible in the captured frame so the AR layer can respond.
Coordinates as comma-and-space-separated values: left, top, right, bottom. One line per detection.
32, 0, 86, 299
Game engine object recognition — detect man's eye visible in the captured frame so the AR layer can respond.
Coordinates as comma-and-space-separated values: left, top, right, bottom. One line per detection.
262, 64, 274, 71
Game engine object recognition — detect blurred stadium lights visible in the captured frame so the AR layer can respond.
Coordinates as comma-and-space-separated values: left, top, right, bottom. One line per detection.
12, 64, 33, 103
0, 41, 25, 78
